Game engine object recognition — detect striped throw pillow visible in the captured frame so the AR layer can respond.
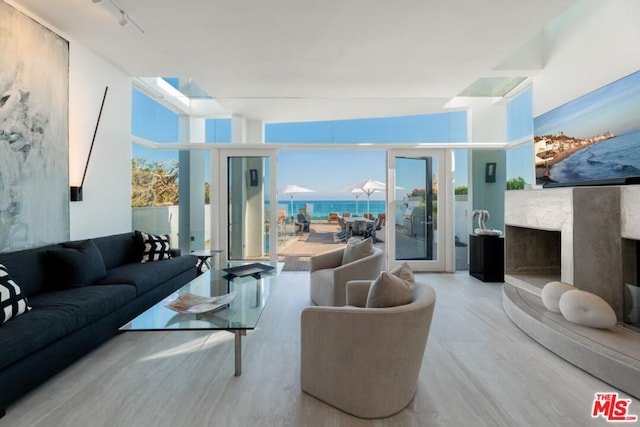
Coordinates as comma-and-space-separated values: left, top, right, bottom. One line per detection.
0, 264, 31, 324
137, 231, 171, 263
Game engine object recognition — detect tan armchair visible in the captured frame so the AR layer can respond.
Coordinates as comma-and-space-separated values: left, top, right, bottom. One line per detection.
301, 279, 436, 419
309, 245, 384, 306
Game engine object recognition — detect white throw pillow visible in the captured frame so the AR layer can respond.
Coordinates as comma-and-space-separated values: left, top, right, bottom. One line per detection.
342, 237, 374, 265
558, 290, 617, 329
541, 281, 574, 313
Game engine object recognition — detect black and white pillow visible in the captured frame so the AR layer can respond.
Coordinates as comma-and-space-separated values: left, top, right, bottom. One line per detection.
0, 264, 31, 324
137, 231, 171, 263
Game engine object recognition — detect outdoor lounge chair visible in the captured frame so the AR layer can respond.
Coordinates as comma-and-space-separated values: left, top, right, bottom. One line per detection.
328, 212, 339, 223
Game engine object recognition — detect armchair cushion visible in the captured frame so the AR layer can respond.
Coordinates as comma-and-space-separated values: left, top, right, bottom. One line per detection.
366, 263, 415, 308
341, 237, 373, 265
345, 280, 372, 307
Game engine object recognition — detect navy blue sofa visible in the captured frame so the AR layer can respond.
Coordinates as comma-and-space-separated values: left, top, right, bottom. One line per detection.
0, 232, 197, 416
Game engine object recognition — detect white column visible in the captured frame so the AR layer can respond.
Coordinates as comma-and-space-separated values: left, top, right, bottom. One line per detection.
229, 115, 265, 259
467, 100, 508, 234
177, 80, 207, 252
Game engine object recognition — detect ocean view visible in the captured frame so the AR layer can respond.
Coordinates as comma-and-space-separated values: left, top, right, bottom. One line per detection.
274, 200, 386, 219
550, 129, 640, 182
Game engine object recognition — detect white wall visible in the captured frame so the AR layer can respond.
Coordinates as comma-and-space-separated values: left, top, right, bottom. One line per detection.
534, 0, 640, 116
68, 43, 132, 239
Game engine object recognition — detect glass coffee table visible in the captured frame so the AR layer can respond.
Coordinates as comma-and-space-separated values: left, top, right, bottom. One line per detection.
120, 262, 282, 376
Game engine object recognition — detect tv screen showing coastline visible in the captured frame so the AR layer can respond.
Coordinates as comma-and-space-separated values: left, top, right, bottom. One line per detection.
533, 70, 640, 185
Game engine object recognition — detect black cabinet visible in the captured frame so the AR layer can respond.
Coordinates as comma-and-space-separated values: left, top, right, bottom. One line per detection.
469, 234, 504, 282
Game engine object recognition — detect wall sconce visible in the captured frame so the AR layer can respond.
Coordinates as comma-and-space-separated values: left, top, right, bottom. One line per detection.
70, 186, 83, 202
71, 86, 108, 202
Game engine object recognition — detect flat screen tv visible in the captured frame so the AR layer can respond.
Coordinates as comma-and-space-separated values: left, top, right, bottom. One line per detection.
533, 70, 640, 187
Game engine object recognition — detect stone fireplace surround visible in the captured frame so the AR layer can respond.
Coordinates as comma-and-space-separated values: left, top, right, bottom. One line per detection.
503, 186, 640, 398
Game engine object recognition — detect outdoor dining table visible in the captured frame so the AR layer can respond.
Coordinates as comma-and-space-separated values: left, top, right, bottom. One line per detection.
340, 215, 375, 239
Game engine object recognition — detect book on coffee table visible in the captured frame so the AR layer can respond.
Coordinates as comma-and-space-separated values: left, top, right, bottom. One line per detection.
165, 292, 236, 314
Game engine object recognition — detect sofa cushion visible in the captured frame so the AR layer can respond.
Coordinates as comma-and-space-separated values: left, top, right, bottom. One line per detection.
136, 231, 172, 263
342, 237, 373, 265
92, 232, 140, 269
366, 265, 415, 308
0, 264, 31, 324
95, 255, 197, 296
46, 239, 107, 289
0, 284, 136, 371
0, 244, 60, 297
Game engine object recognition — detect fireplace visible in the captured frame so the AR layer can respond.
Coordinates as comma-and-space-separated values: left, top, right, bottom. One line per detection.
505, 226, 561, 278
505, 186, 625, 320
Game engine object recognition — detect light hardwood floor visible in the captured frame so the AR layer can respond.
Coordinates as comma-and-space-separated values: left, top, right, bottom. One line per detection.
3, 272, 631, 426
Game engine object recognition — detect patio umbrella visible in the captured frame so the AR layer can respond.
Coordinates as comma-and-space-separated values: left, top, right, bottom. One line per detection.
339, 179, 388, 215
360, 179, 386, 214
281, 184, 314, 216
351, 188, 363, 215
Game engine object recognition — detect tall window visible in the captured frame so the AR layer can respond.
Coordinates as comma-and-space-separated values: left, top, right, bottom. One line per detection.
506, 87, 534, 189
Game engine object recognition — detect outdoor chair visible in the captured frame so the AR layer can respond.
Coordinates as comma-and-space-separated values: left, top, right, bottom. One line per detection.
351, 220, 367, 236
301, 279, 436, 418
337, 217, 348, 241
364, 217, 380, 242
296, 213, 310, 233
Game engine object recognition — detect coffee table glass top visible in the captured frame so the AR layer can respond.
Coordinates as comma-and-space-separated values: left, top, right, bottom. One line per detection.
120, 262, 282, 331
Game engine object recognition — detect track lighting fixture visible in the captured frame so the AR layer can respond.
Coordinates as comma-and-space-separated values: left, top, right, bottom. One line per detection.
91, 0, 144, 33
118, 11, 128, 27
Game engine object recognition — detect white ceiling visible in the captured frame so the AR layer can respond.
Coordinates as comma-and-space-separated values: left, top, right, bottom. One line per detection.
14, 0, 577, 122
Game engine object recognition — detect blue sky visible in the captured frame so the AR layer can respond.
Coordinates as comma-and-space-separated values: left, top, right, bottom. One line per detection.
506, 87, 534, 182
534, 70, 640, 138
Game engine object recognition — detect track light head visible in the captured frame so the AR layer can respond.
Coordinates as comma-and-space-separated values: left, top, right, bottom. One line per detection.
118, 11, 128, 27
91, 0, 102, 3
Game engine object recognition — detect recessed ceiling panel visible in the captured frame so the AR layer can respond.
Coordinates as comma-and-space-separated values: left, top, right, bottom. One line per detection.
458, 77, 527, 97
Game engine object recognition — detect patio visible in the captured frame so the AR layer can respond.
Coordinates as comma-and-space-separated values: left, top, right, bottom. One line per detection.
277, 222, 384, 271
277, 220, 469, 271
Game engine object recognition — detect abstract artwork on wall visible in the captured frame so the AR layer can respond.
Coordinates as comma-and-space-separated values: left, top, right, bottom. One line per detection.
534, 70, 640, 185
0, 1, 69, 252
